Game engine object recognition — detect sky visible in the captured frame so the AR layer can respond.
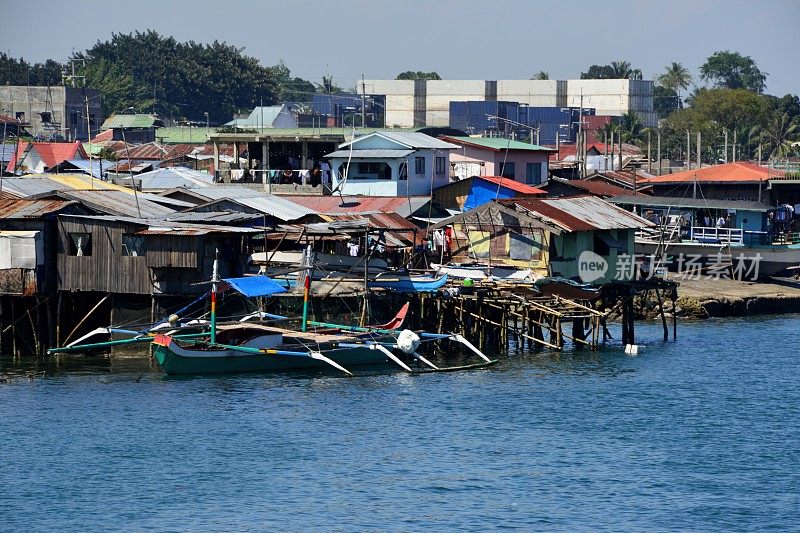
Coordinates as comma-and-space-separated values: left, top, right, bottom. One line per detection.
2, 0, 799, 95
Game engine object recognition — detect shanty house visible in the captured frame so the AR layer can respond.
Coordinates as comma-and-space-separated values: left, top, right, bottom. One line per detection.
433, 175, 546, 211
0, 199, 90, 295
430, 196, 653, 283
101, 114, 165, 144
442, 136, 554, 185
6, 141, 88, 174
325, 132, 459, 196
56, 214, 259, 296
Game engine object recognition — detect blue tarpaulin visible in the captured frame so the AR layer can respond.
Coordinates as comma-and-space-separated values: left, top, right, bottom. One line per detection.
222, 276, 287, 297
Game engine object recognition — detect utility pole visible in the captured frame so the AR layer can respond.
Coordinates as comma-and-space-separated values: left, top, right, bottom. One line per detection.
724, 129, 729, 163
656, 127, 662, 177
697, 131, 702, 169
732, 129, 737, 162
361, 74, 366, 128
647, 129, 652, 174
578, 90, 584, 177
85, 96, 93, 187
686, 130, 691, 170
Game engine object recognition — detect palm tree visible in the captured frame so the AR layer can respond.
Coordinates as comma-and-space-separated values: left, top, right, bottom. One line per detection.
656, 62, 693, 108
760, 113, 800, 159
610, 60, 642, 80
619, 111, 643, 143
530, 70, 549, 80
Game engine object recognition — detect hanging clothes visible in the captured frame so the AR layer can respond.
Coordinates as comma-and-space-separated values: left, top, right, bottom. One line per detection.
347, 241, 360, 257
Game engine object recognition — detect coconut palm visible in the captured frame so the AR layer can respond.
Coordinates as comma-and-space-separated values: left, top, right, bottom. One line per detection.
760, 113, 800, 159
610, 60, 642, 80
619, 111, 643, 143
657, 62, 693, 108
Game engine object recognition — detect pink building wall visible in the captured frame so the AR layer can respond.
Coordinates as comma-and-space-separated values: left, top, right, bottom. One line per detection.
450, 145, 549, 184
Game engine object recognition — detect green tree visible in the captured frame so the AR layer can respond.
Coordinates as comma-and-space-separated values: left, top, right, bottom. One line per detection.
79, 58, 154, 116
691, 88, 769, 133
396, 71, 441, 80
318, 75, 345, 94
581, 61, 641, 80
618, 111, 643, 143
699, 50, 768, 93
760, 112, 800, 159
0, 53, 63, 86
530, 70, 549, 80
653, 85, 680, 118
657, 61, 693, 93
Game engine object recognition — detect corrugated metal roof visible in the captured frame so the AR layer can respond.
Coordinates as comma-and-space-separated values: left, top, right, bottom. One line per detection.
101, 114, 163, 130
0, 198, 80, 219
164, 211, 263, 224
0, 177, 73, 197
59, 214, 260, 233
136, 167, 214, 190
124, 143, 168, 160
340, 131, 459, 150
48, 159, 115, 179
48, 174, 132, 193
324, 149, 415, 158
442, 136, 554, 152
510, 196, 653, 231
285, 195, 431, 218
644, 162, 782, 184
185, 187, 318, 222
609, 195, 771, 212
56, 190, 177, 218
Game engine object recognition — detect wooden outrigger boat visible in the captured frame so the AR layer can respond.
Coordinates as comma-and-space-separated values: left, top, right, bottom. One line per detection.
49, 255, 494, 376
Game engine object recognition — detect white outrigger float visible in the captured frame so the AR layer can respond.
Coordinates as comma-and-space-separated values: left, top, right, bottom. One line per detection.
49, 253, 495, 376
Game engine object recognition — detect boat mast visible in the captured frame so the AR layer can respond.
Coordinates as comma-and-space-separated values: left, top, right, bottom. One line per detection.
301, 244, 312, 332
210, 252, 219, 343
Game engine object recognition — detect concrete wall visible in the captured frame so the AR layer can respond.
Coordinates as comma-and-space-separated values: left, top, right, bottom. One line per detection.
0, 86, 101, 140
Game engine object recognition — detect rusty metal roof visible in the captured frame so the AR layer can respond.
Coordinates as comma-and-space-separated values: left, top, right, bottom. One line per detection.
0, 198, 81, 219
55, 190, 177, 218
509, 196, 654, 232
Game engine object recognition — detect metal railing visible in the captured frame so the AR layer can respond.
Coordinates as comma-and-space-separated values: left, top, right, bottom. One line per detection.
690, 226, 744, 244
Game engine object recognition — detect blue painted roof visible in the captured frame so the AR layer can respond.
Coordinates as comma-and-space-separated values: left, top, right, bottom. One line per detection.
222, 276, 287, 297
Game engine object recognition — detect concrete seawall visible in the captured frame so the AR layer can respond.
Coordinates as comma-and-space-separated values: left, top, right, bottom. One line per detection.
669, 278, 800, 319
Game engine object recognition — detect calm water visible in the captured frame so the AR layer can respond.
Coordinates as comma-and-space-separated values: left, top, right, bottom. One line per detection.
1, 317, 799, 532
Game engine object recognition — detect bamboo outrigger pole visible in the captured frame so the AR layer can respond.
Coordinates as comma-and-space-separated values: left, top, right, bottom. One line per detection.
210, 254, 219, 344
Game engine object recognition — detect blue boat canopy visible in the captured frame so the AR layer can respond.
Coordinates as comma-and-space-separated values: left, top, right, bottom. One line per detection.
222, 276, 287, 297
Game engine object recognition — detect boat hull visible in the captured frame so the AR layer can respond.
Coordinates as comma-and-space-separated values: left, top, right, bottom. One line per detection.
153, 339, 390, 375
635, 241, 800, 277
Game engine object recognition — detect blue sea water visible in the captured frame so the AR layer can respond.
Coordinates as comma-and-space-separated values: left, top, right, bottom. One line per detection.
1, 316, 799, 532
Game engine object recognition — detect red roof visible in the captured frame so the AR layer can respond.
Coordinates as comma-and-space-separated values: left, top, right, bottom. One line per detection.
122, 142, 167, 160
644, 162, 784, 184
5, 141, 29, 172
34, 142, 88, 167
477, 176, 546, 195
589, 170, 653, 188
90, 129, 114, 143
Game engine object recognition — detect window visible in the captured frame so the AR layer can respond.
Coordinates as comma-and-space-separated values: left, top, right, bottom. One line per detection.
68, 233, 92, 256
435, 156, 446, 175
415, 156, 425, 175
15, 112, 25, 122
593, 233, 610, 256
355, 162, 391, 179
40, 112, 52, 123
399, 162, 408, 181
526, 162, 543, 184
122, 234, 146, 257
498, 162, 515, 179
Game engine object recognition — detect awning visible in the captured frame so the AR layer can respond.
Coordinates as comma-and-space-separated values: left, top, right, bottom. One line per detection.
223, 276, 287, 297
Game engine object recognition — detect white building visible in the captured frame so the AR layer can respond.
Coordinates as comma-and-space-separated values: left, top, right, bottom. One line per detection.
325, 132, 458, 196
362, 78, 654, 128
